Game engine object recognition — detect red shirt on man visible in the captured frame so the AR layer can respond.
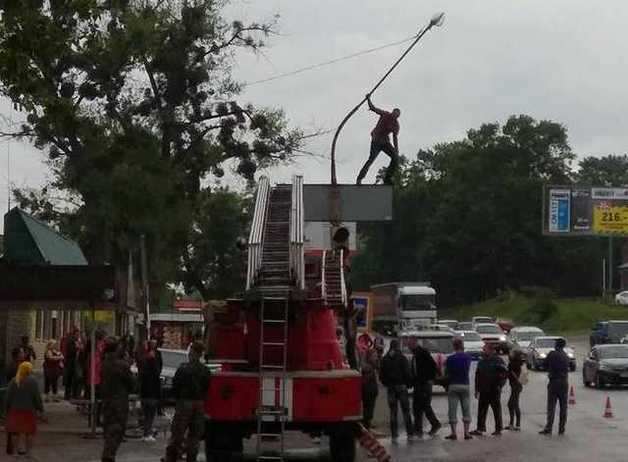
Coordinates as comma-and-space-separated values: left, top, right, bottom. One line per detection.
371, 111, 400, 139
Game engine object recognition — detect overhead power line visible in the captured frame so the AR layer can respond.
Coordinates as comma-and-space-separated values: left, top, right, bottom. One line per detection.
245, 34, 418, 87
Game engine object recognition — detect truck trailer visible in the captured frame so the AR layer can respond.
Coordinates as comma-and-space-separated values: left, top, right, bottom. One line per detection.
370, 282, 437, 335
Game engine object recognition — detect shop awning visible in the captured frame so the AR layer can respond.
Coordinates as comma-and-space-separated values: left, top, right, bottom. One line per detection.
0, 264, 120, 310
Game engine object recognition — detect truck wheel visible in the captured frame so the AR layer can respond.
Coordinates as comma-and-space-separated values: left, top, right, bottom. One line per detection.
205, 424, 243, 462
329, 423, 356, 462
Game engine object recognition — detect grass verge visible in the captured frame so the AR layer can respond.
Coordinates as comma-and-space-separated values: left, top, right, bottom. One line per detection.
444, 292, 628, 334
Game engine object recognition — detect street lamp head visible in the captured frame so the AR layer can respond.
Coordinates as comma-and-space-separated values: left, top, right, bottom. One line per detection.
430, 12, 445, 27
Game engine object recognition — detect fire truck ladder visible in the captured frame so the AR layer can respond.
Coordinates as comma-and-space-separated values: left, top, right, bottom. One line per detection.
256, 296, 289, 462
254, 179, 301, 461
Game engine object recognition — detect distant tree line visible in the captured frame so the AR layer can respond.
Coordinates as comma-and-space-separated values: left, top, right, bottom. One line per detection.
352, 115, 628, 307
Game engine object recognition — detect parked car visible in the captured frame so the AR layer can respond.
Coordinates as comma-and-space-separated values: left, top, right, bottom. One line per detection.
509, 326, 545, 351
590, 320, 628, 347
457, 322, 473, 331
438, 319, 459, 330
399, 329, 454, 388
455, 330, 484, 360
472, 316, 495, 328
527, 336, 576, 371
615, 291, 628, 306
583, 344, 628, 388
475, 323, 509, 353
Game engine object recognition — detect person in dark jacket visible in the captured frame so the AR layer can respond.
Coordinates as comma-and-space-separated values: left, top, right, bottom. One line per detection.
140, 339, 161, 442
6, 347, 25, 384
539, 338, 570, 436
163, 342, 211, 462
470, 343, 507, 436
63, 329, 80, 400
19, 336, 37, 363
379, 339, 413, 440
506, 349, 525, 431
411, 343, 441, 436
101, 338, 136, 462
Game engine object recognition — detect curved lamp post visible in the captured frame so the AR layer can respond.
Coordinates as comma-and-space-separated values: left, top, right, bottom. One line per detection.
329, 12, 445, 185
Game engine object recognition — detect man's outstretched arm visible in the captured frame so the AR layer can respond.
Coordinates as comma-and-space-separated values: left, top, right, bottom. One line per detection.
366, 94, 386, 115
392, 133, 399, 154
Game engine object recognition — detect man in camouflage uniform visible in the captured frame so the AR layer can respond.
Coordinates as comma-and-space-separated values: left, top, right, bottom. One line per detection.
101, 338, 136, 462
163, 342, 211, 462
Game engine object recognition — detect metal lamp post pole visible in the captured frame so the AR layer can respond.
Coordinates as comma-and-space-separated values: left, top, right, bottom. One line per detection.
329, 12, 445, 185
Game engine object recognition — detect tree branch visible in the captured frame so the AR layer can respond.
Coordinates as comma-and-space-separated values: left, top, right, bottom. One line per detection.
143, 58, 162, 110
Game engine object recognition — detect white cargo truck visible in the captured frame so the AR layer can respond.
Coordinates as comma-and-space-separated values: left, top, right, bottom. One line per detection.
370, 282, 437, 335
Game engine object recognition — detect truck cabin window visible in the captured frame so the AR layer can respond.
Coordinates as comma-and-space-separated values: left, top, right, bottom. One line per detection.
401, 295, 435, 310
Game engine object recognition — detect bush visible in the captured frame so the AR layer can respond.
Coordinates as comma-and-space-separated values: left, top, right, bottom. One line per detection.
516, 298, 559, 326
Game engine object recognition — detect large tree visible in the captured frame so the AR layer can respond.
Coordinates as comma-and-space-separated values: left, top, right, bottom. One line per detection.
0, 0, 302, 285
576, 154, 628, 186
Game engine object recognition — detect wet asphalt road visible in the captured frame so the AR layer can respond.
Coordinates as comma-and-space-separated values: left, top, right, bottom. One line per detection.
14, 337, 628, 462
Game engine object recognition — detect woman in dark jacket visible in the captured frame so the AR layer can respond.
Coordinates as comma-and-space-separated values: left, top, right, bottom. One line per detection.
139, 339, 162, 441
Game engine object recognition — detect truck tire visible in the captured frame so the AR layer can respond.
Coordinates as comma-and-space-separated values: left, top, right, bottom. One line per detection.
329, 423, 356, 462
205, 423, 243, 462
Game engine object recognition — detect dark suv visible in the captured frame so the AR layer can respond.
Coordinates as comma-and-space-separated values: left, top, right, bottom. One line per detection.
590, 321, 628, 347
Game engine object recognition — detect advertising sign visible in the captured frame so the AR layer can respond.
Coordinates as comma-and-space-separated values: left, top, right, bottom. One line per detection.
593, 203, 628, 234
549, 189, 570, 233
352, 296, 368, 328
544, 185, 628, 236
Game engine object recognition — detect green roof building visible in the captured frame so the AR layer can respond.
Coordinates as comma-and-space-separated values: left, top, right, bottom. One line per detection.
2, 208, 87, 265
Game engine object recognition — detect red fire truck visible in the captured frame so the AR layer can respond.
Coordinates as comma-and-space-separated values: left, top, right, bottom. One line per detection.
204, 176, 361, 461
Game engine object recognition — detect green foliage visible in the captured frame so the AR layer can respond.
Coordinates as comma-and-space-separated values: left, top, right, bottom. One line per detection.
178, 187, 251, 299
576, 155, 628, 186
0, 1, 301, 287
518, 298, 559, 326
353, 115, 609, 305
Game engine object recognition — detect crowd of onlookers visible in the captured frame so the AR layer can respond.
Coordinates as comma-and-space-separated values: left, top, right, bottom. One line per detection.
358, 334, 571, 441
3, 329, 210, 461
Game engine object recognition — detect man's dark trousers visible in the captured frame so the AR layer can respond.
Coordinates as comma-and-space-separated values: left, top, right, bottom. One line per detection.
387, 385, 413, 438
476, 388, 502, 432
545, 378, 568, 433
412, 381, 439, 434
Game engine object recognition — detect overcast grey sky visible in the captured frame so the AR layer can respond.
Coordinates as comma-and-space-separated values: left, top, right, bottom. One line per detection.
1, 0, 627, 232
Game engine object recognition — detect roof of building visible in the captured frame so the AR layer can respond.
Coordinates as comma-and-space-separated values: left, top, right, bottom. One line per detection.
2, 208, 87, 265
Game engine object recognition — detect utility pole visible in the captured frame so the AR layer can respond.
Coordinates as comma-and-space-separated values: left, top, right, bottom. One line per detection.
6, 139, 10, 212
609, 236, 614, 297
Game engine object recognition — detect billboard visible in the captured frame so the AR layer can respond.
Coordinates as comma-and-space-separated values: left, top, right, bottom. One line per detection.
303, 184, 393, 222
544, 185, 628, 236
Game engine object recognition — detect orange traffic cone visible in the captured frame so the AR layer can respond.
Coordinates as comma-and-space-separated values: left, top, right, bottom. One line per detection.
568, 385, 576, 406
603, 396, 614, 418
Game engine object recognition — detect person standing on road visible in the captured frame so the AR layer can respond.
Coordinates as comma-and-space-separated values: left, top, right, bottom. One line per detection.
356, 94, 400, 185
163, 342, 211, 462
379, 339, 414, 440
444, 338, 473, 441
506, 349, 526, 431
101, 338, 136, 462
470, 343, 507, 437
411, 343, 441, 437
139, 339, 161, 442
360, 342, 380, 430
539, 338, 570, 436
